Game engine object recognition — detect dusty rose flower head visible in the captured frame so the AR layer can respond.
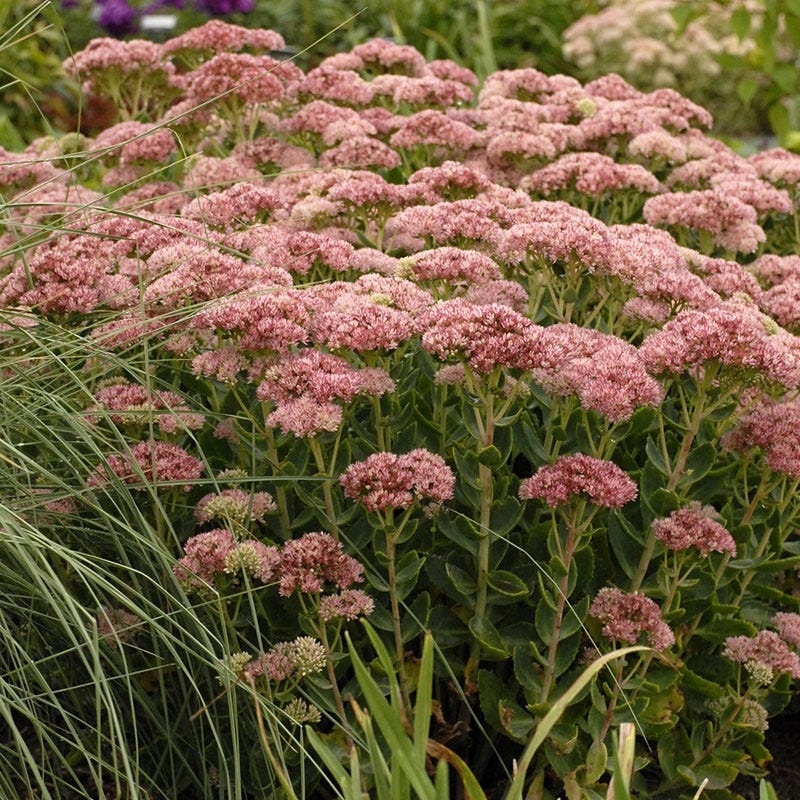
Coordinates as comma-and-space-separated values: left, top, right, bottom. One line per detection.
350, 38, 427, 76
257, 349, 395, 407
522, 151, 662, 197
652, 501, 736, 556
403, 247, 502, 286
389, 109, 480, 152
748, 147, 800, 188
86, 380, 205, 433
267, 396, 343, 438
773, 612, 800, 648
306, 290, 416, 353
298, 65, 373, 106
643, 189, 765, 253
162, 20, 285, 61
319, 136, 401, 170
181, 182, 281, 230
639, 298, 800, 389
319, 589, 375, 622
722, 395, 800, 478
590, 587, 675, 650
177, 52, 299, 108
519, 454, 637, 509
88, 441, 204, 491
723, 631, 800, 679
463, 280, 529, 314
416, 298, 538, 374
173, 528, 236, 590
340, 449, 455, 512
530, 324, 664, 422
96, 606, 143, 648
406, 161, 492, 203
278, 532, 364, 597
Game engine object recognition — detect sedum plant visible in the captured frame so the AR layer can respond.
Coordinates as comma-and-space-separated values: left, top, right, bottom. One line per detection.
1, 18, 800, 800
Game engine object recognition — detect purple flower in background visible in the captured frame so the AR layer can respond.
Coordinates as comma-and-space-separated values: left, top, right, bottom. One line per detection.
145, 0, 185, 10
194, 0, 254, 13
96, 0, 139, 36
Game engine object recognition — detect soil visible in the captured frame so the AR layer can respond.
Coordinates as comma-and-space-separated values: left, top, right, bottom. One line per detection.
731, 712, 800, 799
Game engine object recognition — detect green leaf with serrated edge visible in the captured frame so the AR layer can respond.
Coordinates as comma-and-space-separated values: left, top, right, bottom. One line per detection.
469, 615, 510, 659
491, 496, 523, 537
486, 569, 528, 598
730, 5, 751, 39
395, 550, 425, 599
513, 644, 542, 694
505, 646, 648, 800
427, 606, 470, 648
477, 444, 502, 467
606, 513, 641, 580
501, 702, 536, 741
446, 562, 477, 597
401, 591, 430, 643
645, 436, 669, 474
584, 739, 607, 784
437, 512, 480, 555
552, 630, 582, 678
693, 617, 756, 644
681, 443, 716, 485
737, 76, 759, 106
649, 488, 680, 517
394, 517, 419, 546
476, 668, 514, 731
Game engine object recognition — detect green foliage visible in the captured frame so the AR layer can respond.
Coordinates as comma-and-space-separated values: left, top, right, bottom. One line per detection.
1, 12, 800, 800
0, 1, 79, 147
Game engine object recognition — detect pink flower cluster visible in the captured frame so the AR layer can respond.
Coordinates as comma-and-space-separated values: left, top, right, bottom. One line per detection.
195, 488, 277, 525
639, 298, 800, 389
519, 454, 637, 509
340, 449, 455, 512
652, 501, 736, 556
589, 587, 675, 650
722, 395, 800, 478
723, 631, 800, 679
416, 298, 538, 373
173, 528, 280, 590
86, 379, 205, 433
278, 531, 365, 597
531, 324, 664, 422
243, 635, 326, 682
88, 441, 204, 491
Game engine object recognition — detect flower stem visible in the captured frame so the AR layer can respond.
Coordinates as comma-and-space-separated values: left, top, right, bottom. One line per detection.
385, 530, 412, 715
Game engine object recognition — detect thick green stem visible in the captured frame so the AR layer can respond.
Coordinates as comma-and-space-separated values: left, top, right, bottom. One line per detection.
539, 514, 578, 702
309, 438, 340, 539
264, 425, 291, 539
465, 388, 495, 689
385, 531, 412, 715
316, 617, 352, 747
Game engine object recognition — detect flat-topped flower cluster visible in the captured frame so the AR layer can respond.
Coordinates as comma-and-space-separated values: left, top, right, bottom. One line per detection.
4, 20, 800, 799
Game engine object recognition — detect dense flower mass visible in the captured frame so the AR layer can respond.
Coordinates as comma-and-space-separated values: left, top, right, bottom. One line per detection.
722, 395, 800, 478
88, 441, 204, 490
723, 631, 800, 679
652, 502, 736, 556
277, 532, 364, 597
519, 454, 637, 508
339, 449, 455, 511
11, 21, 800, 797
589, 587, 675, 650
